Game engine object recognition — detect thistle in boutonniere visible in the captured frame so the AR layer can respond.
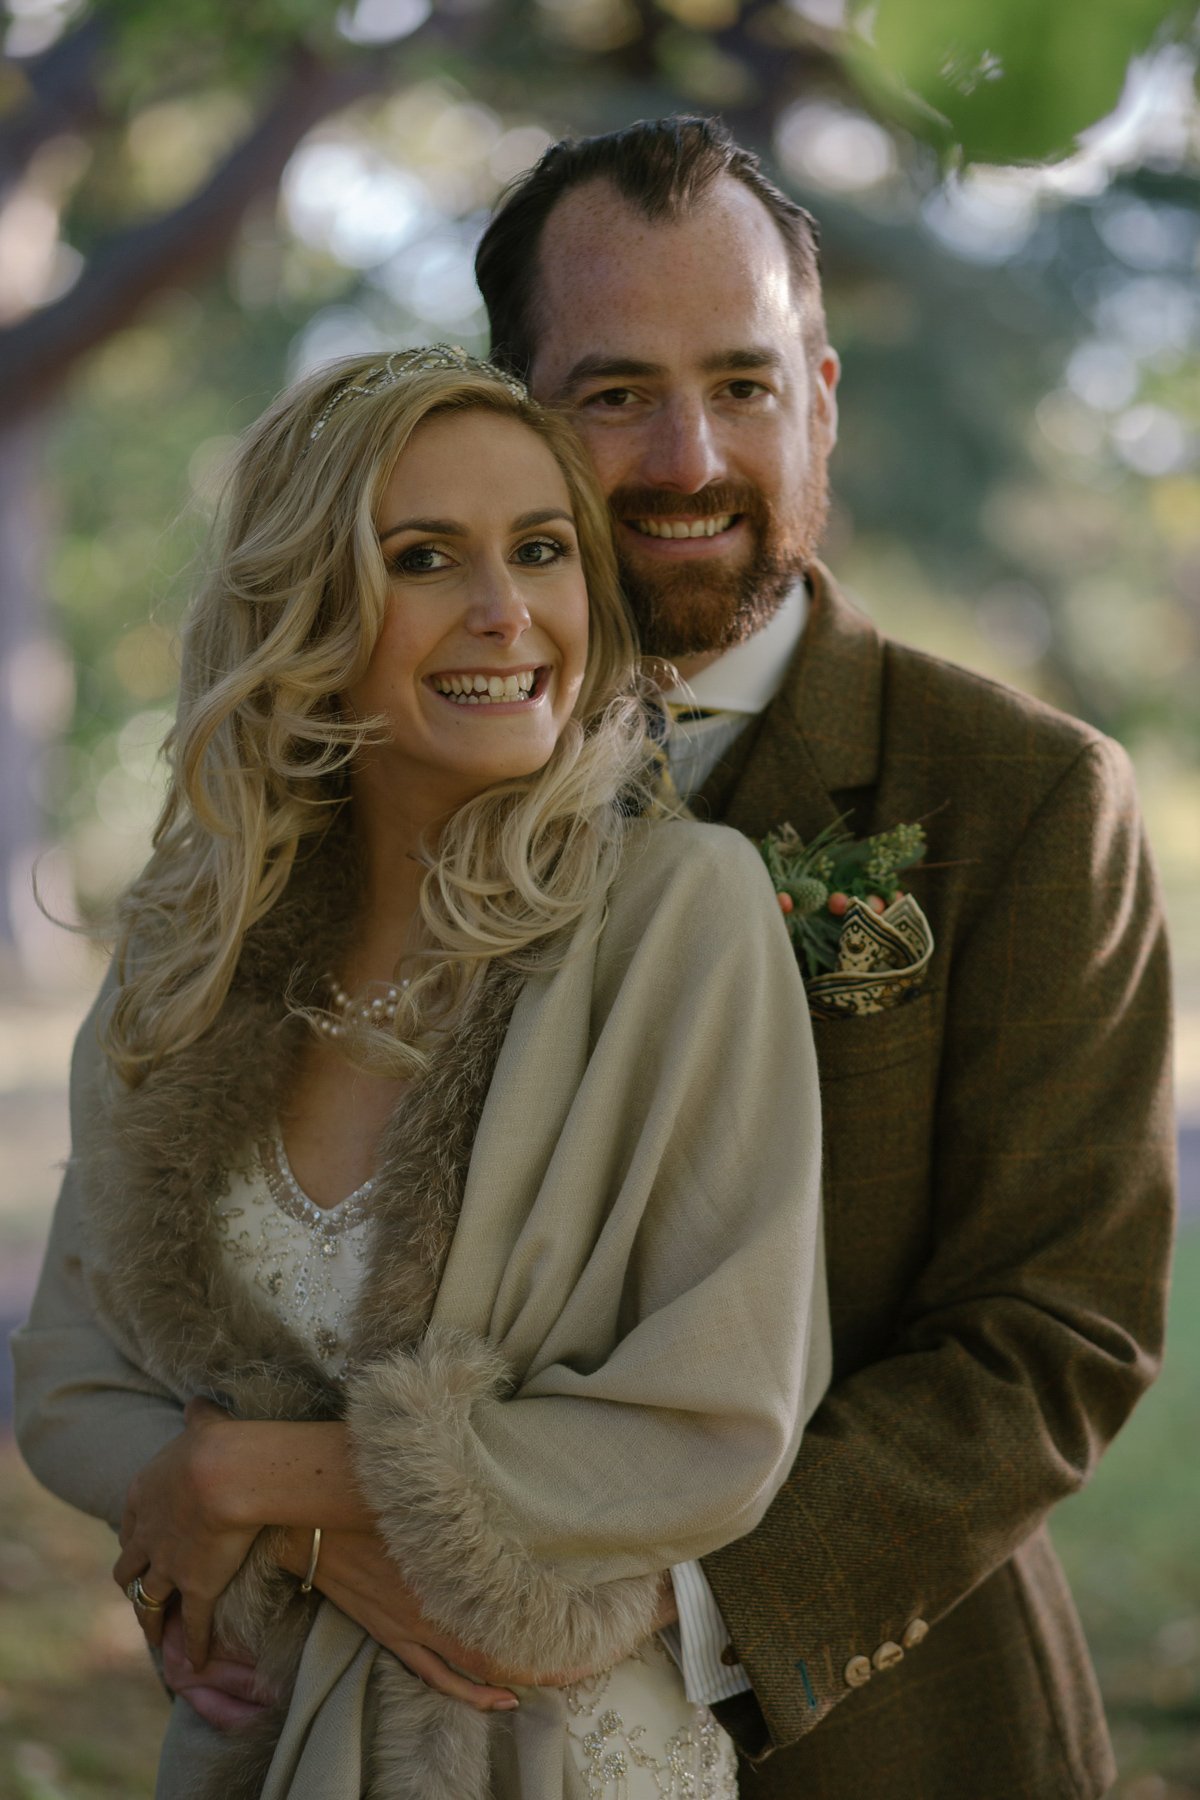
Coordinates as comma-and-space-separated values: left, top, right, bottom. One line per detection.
758, 817, 927, 982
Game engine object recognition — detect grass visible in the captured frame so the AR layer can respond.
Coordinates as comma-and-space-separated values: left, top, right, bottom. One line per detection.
1051, 1222, 1200, 1799
0, 1452, 166, 1798
0, 1227, 1195, 1797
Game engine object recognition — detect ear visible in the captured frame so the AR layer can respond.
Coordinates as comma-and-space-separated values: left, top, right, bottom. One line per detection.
812, 348, 840, 454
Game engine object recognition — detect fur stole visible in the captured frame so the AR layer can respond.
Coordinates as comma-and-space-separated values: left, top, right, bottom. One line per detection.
77, 822, 660, 1799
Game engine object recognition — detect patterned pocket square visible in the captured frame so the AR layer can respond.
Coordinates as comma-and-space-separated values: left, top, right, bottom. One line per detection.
806, 894, 934, 1020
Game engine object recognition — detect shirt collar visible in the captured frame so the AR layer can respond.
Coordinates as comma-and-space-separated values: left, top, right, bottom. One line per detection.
659, 579, 808, 716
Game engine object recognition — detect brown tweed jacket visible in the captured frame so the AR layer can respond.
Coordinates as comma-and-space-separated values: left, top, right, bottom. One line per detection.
699, 567, 1176, 1800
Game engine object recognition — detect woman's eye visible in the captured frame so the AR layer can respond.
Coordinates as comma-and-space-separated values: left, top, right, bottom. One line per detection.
513, 537, 566, 566
394, 544, 452, 574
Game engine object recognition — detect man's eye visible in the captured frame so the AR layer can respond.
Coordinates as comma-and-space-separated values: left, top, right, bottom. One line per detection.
726, 380, 765, 400
395, 544, 451, 573
513, 537, 566, 566
590, 388, 636, 408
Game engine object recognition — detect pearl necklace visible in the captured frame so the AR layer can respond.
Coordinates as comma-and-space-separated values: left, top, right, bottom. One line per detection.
317, 973, 410, 1040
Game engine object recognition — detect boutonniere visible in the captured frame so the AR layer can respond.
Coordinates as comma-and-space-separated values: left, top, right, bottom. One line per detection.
758, 819, 935, 1020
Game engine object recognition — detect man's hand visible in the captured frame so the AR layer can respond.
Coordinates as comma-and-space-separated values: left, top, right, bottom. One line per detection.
161, 1605, 276, 1730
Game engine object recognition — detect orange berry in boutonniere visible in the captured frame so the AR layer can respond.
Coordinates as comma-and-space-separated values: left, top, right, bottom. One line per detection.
756, 816, 928, 980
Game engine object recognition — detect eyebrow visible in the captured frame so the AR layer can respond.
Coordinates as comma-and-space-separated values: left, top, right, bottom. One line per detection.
378, 507, 575, 544
559, 345, 785, 393
700, 345, 785, 374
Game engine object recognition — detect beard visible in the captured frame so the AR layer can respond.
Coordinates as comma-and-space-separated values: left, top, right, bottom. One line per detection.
610, 447, 830, 660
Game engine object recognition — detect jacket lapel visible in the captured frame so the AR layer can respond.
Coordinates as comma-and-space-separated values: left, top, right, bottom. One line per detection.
705, 564, 884, 841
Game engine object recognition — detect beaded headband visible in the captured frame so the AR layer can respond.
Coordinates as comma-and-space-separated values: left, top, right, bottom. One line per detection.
306, 344, 528, 445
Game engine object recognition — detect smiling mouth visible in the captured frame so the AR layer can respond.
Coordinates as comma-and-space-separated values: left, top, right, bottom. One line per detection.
629, 513, 736, 539
430, 668, 541, 706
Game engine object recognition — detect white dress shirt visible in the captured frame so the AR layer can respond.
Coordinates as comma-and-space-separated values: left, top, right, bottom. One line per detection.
661, 582, 808, 802
661, 578, 810, 1702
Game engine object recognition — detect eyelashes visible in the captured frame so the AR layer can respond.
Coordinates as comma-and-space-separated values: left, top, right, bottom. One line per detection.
513, 535, 571, 566
391, 545, 451, 574
388, 535, 573, 576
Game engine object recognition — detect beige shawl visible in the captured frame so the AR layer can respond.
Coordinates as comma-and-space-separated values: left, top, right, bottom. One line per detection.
13, 818, 829, 1800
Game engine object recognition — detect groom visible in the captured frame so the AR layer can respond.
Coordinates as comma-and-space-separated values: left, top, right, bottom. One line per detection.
167, 117, 1174, 1796
470, 117, 1175, 1796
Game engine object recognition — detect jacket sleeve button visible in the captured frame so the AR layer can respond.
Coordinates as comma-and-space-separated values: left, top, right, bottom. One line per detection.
844, 1654, 873, 1688
873, 1641, 904, 1672
720, 1644, 741, 1667
902, 1619, 929, 1649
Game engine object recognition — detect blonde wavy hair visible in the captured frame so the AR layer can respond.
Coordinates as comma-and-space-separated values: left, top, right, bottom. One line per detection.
104, 349, 653, 1086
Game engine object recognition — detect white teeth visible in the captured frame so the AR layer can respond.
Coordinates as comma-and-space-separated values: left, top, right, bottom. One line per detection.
633, 514, 734, 539
433, 669, 540, 704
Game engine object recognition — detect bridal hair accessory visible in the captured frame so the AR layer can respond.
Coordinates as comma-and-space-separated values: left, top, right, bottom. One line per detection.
307, 345, 528, 445
758, 817, 934, 1019
300, 1526, 322, 1593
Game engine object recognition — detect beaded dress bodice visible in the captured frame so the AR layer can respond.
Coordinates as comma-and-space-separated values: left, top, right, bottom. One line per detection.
213, 1137, 738, 1800
214, 1135, 374, 1373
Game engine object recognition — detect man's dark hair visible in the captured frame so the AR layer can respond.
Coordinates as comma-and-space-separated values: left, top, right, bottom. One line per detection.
475, 115, 825, 381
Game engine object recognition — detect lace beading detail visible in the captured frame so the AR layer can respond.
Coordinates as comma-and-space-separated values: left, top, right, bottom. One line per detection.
564, 1647, 738, 1800
214, 1136, 375, 1367
258, 1133, 377, 1239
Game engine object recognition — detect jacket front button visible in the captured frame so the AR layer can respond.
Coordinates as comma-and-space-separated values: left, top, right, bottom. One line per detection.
844, 1655, 872, 1688
873, 1641, 904, 1672
902, 1618, 929, 1649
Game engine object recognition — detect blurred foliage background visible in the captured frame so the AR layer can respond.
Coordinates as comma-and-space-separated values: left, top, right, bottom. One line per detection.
0, 0, 1199, 1794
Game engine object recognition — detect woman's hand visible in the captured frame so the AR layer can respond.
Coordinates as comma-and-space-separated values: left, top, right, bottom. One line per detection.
162, 1526, 679, 1731
113, 1397, 260, 1667
114, 1401, 378, 1667
278, 1531, 679, 1699
276, 1526, 523, 1710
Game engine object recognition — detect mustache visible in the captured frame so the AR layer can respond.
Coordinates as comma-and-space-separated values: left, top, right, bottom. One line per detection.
608, 483, 770, 523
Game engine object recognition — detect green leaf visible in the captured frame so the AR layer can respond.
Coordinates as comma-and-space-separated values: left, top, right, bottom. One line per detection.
848, 0, 1192, 165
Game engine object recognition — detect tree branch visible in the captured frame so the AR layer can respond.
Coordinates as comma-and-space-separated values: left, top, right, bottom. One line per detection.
0, 16, 107, 196
0, 46, 390, 426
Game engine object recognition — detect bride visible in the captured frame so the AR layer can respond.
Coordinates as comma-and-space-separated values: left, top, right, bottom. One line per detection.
13, 347, 829, 1799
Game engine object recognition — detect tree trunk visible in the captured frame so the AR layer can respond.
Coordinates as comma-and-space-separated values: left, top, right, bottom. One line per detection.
0, 413, 52, 980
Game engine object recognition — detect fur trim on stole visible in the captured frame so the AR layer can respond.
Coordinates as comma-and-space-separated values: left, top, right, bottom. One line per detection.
78, 827, 659, 1799
349, 1336, 662, 1678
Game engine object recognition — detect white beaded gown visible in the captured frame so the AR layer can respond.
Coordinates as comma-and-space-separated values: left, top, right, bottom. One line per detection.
214, 1134, 739, 1800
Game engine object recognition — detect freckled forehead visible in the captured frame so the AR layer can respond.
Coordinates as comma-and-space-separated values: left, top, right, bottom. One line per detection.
532, 177, 799, 376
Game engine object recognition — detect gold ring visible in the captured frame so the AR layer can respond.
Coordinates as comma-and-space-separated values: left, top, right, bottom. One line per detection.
126, 1575, 168, 1612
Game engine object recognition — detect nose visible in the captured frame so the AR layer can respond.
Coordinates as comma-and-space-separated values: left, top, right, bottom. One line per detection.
635, 394, 727, 494
463, 557, 532, 646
